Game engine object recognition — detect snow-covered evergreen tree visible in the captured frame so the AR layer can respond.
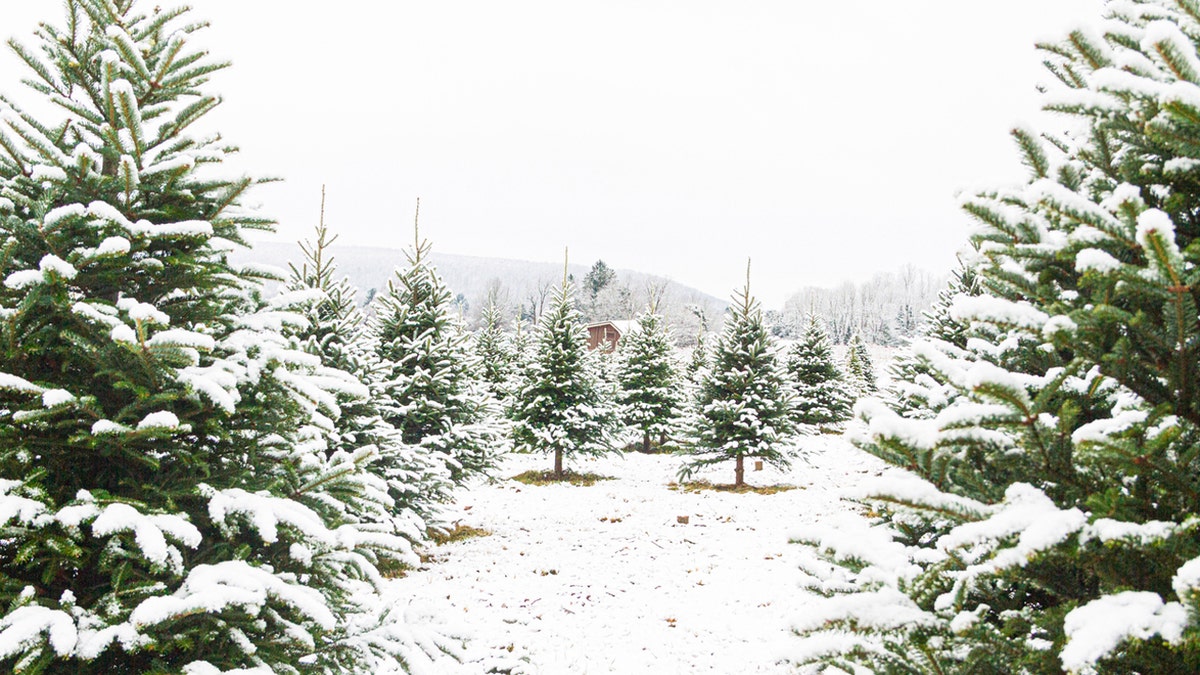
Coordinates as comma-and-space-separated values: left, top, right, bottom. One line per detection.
842, 332, 876, 396
474, 290, 516, 403
885, 261, 982, 419
678, 263, 798, 487
510, 258, 616, 477
282, 193, 449, 550
0, 3, 452, 671
370, 214, 503, 487
617, 310, 684, 453
785, 316, 852, 428
792, 2, 1200, 672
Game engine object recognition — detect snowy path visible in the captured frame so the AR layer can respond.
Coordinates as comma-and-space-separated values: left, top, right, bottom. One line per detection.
392, 436, 890, 674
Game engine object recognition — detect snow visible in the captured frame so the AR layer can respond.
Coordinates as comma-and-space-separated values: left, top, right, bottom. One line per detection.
1061, 592, 1187, 673
96, 236, 131, 255
137, 411, 181, 430
91, 502, 201, 567
0, 605, 76, 659
41, 389, 75, 407
1075, 248, 1121, 273
389, 435, 899, 673
130, 560, 336, 631
0, 372, 44, 394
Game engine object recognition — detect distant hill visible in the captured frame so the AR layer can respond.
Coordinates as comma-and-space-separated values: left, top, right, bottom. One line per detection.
232, 241, 727, 343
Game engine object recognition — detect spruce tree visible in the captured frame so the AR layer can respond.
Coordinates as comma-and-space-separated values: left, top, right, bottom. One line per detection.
474, 290, 516, 403
510, 255, 616, 477
0, 3, 444, 671
282, 192, 448, 551
616, 310, 684, 453
679, 262, 798, 487
792, 2, 1200, 672
785, 316, 852, 428
370, 211, 503, 487
843, 332, 876, 396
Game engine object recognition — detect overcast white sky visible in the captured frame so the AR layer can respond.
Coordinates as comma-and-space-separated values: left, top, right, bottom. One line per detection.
1, 1, 1102, 308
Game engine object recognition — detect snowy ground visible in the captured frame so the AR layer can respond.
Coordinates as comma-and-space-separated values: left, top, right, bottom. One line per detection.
391, 434, 894, 674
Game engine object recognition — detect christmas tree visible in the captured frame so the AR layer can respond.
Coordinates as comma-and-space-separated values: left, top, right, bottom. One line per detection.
510, 254, 616, 477
0, 3, 449, 671
792, 2, 1200, 672
678, 262, 798, 487
616, 310, 684, 453
785, 316, 852, 428
370, 207, 503, 487
474, 289, 516, 404
282, 190, 449, 550
842, 332, 876, 396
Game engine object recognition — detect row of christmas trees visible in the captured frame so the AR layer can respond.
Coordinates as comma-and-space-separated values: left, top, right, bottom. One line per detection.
0, 2, 881, 672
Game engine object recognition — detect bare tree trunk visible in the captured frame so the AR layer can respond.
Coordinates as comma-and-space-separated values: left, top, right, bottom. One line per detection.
554, 448, 563, 478
735, 454, 745, 487
642, 431, 651, 454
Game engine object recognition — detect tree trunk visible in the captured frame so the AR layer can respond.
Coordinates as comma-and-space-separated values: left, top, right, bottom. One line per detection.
735, 454, 745, 487
554, 448, 563, 478
642, 431, 651, 454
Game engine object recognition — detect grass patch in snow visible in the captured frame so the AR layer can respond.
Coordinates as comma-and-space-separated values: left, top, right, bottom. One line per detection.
511, 469, 614, 486
429, 523, 492, 545
668, 480, 798, 495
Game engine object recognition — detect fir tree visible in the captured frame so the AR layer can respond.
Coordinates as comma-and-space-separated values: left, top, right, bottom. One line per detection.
843, 332, 876, 395
370, 208, 503, 487
679, 262, 798, 487
793, 2, 1200, 672
474, 290, 515, 403
0, 3, 446, 671
282, 191, 448, 551
785, 316, 852, 428
617, 310, 684, 453
510, 254, 616, 477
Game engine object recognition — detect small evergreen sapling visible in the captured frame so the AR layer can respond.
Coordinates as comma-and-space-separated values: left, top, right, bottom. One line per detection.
679, 262, 798, 487
843, 332, 876, 396
510, 254, 617, 477
617, 310, 684, 453
370, 210, 504, 487
785, 316, 852, 428
282, 191, 449, 551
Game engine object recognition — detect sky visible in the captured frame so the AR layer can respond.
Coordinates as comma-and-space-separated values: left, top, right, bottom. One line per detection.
0, 1, 1103, 308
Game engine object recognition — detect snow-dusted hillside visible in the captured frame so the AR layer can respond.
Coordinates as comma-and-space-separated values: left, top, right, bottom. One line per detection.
234, 241, 727, 334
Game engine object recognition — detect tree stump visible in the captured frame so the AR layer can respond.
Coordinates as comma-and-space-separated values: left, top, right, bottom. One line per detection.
676, 515, 690, 525
754, 460, 764, 471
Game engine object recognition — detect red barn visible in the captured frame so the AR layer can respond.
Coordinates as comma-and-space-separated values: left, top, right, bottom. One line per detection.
585, 320, 634, 351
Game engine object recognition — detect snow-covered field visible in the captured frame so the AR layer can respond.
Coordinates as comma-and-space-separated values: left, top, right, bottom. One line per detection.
392, 434, 894, 674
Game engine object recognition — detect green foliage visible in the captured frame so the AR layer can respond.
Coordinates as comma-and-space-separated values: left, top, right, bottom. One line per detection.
0, 3, 448, 671
792, 2, 1200, 672
785, 316, 853, 427
370, 222, 505, 487
678, 264, 798, 486
843, 332, 876, 396
616, 311, 684, 452
509, 268, 617, 474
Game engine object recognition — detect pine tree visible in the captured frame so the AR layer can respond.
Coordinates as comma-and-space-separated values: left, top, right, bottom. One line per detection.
617, 310, 684, 453
510, 255, 616, 477
679, 262, 798, 487
843, 332, 876, 395
785, 316, 852, 428
0, 3, 447, 671
370, 209, 503, 487
474, 291, 516, 404
792, 2, 1200, 672
282, 191, 448, 552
